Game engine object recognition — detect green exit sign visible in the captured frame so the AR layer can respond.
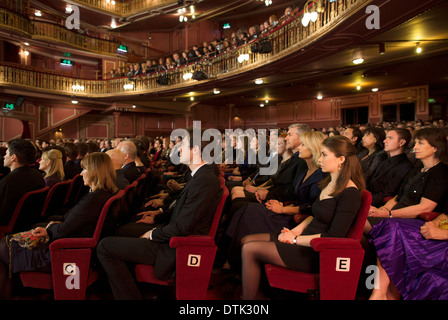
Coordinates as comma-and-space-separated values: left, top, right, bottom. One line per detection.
117, 44, 128, 53
60, 59, 73, 66
4, 103, 14, 110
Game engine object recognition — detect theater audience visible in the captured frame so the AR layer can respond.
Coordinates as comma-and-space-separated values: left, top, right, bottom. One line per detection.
366, 127, 448, 232
96, 129, 221, 299
0, 152, 117, 299
240, 135, 365, 299
39, 149, 65, 188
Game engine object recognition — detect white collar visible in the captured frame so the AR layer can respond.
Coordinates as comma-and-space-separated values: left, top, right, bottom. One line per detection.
190, 163, 206, 177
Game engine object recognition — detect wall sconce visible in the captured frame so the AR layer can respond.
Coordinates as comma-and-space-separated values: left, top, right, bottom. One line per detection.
302, 0, 324, 27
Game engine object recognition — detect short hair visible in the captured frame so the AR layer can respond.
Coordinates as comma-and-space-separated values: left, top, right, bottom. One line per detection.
81, 152, 117, 193
389, 128, 412, 149
41, 149, 65, 180
118, 141, 137, 160
288, 123, 311, 137
414, 127, 448, 162
63, 142, 79, 160
7, 139, 37, 165
346, 126, 363, 145
76, 142, 88, 157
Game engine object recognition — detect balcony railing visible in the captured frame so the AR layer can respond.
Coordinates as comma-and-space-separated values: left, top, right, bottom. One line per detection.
65, 0, 177, 17
0, 0, 368, 98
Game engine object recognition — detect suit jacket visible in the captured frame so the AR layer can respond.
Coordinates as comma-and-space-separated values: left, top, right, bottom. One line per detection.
0, 165, 45, 226
367, 153, 413, 206
122, 161, 142, 183
115, 169, 130, 190
150, 164, 221, 280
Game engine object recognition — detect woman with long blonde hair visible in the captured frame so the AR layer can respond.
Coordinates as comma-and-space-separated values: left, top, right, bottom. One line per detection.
39, 149, 65, 187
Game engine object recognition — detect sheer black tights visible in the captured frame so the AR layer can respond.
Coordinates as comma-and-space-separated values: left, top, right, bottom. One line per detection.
240, 233, 286, 300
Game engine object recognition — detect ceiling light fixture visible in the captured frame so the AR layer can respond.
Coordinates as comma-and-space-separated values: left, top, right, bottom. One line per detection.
301, 0, 324, 27
255, 79, 264, 85
71, 100, 78, 104
317, 95, 323, 100
34, 10, 42, 17
353, 58, 364, 65
183, 72, 192, 80
356, 85, 361, 91
416, 42, 422, 54
213, 88, 220, 94
260, 104, 265, 108
372, 88, 379, 92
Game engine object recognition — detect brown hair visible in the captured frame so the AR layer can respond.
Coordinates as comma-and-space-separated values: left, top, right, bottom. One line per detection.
414, 127, 448, 162
81, 152, 117, 193
319, 136, 365, 197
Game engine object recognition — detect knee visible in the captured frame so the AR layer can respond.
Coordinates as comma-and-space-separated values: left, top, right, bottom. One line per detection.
96, 237, 115, 260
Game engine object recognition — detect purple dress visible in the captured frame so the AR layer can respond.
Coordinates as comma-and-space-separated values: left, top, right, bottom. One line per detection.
369, 218, 448, 300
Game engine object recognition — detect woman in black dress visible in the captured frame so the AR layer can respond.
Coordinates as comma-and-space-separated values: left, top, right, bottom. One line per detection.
358, 126, 387, 182
240, 136, 365, 300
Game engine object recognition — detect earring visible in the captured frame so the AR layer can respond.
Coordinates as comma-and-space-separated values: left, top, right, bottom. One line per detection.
338, 163, 342, 170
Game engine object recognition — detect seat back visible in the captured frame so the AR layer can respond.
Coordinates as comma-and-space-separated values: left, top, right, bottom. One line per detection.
92, 190, 125, 242
208, 183, 228, 238
41, 180, 72, 217
117, 180, 138, 225
346, 190, 372, 241
64, 174, 89, 208
0, 187, 50, 237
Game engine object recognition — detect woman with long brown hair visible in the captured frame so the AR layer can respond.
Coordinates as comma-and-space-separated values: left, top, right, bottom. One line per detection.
240, 136, 365, 300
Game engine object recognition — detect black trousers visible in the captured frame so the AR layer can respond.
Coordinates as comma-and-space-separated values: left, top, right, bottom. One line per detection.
96, 236, 163, 300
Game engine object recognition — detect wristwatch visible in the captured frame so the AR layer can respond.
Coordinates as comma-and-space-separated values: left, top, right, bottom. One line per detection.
293, 236, 298, 244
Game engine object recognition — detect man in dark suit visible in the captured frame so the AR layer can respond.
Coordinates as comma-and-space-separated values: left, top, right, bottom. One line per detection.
106, 149, 130, 190
63, 142, 81, 180
0, 139, 45, 226
117, 140, 141, 183
97, 130, 221, 299
367, 128, 413, 207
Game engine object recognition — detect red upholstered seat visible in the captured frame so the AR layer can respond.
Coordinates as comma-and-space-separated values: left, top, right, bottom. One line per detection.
135, 180, 228, 300
0, 186, 50, 238
19, 190, 124, 300
264, 190, 372, 300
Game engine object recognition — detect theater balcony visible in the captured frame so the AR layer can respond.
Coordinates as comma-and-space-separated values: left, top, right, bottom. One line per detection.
0, 0, 447, 140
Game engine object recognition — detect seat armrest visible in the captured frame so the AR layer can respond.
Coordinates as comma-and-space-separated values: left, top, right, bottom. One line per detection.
49, 238, 96, 250
311, 237, 361, 251
418, 212, 441, 221
169, 236, 215, 248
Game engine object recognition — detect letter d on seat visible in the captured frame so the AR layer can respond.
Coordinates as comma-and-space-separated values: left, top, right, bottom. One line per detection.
187, 254, 201, 267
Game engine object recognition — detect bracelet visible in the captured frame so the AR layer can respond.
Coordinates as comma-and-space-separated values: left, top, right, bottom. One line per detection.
388, 208, 393, 218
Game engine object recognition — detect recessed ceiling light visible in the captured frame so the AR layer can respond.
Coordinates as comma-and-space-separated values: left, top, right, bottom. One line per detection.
71, 100, 78, 104
24, 42, 29, 46
255, 79, 264, 85
356, 85, 361, 91
213, 88, 220, 94
372, 88, 379, 92
259, 104, 265, 108
317, 95, 323, 100
353, 58, 364, 65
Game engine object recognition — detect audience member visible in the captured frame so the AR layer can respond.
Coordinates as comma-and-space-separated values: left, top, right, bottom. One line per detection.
106, 149, 130, 190
366, 128, 448, 232
39, 149, 65, 188
0, 139, 45, 226
96, 129, 222, 299
117, 140, 142, 183
240, 135, 365, 299
0, 152, 117, 299
358, 126, 387, 182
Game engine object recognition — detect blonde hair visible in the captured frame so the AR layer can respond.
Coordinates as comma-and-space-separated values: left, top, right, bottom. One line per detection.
42, 149, 65, 180
81, 152, 117, 193
300, 131, 326, 167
